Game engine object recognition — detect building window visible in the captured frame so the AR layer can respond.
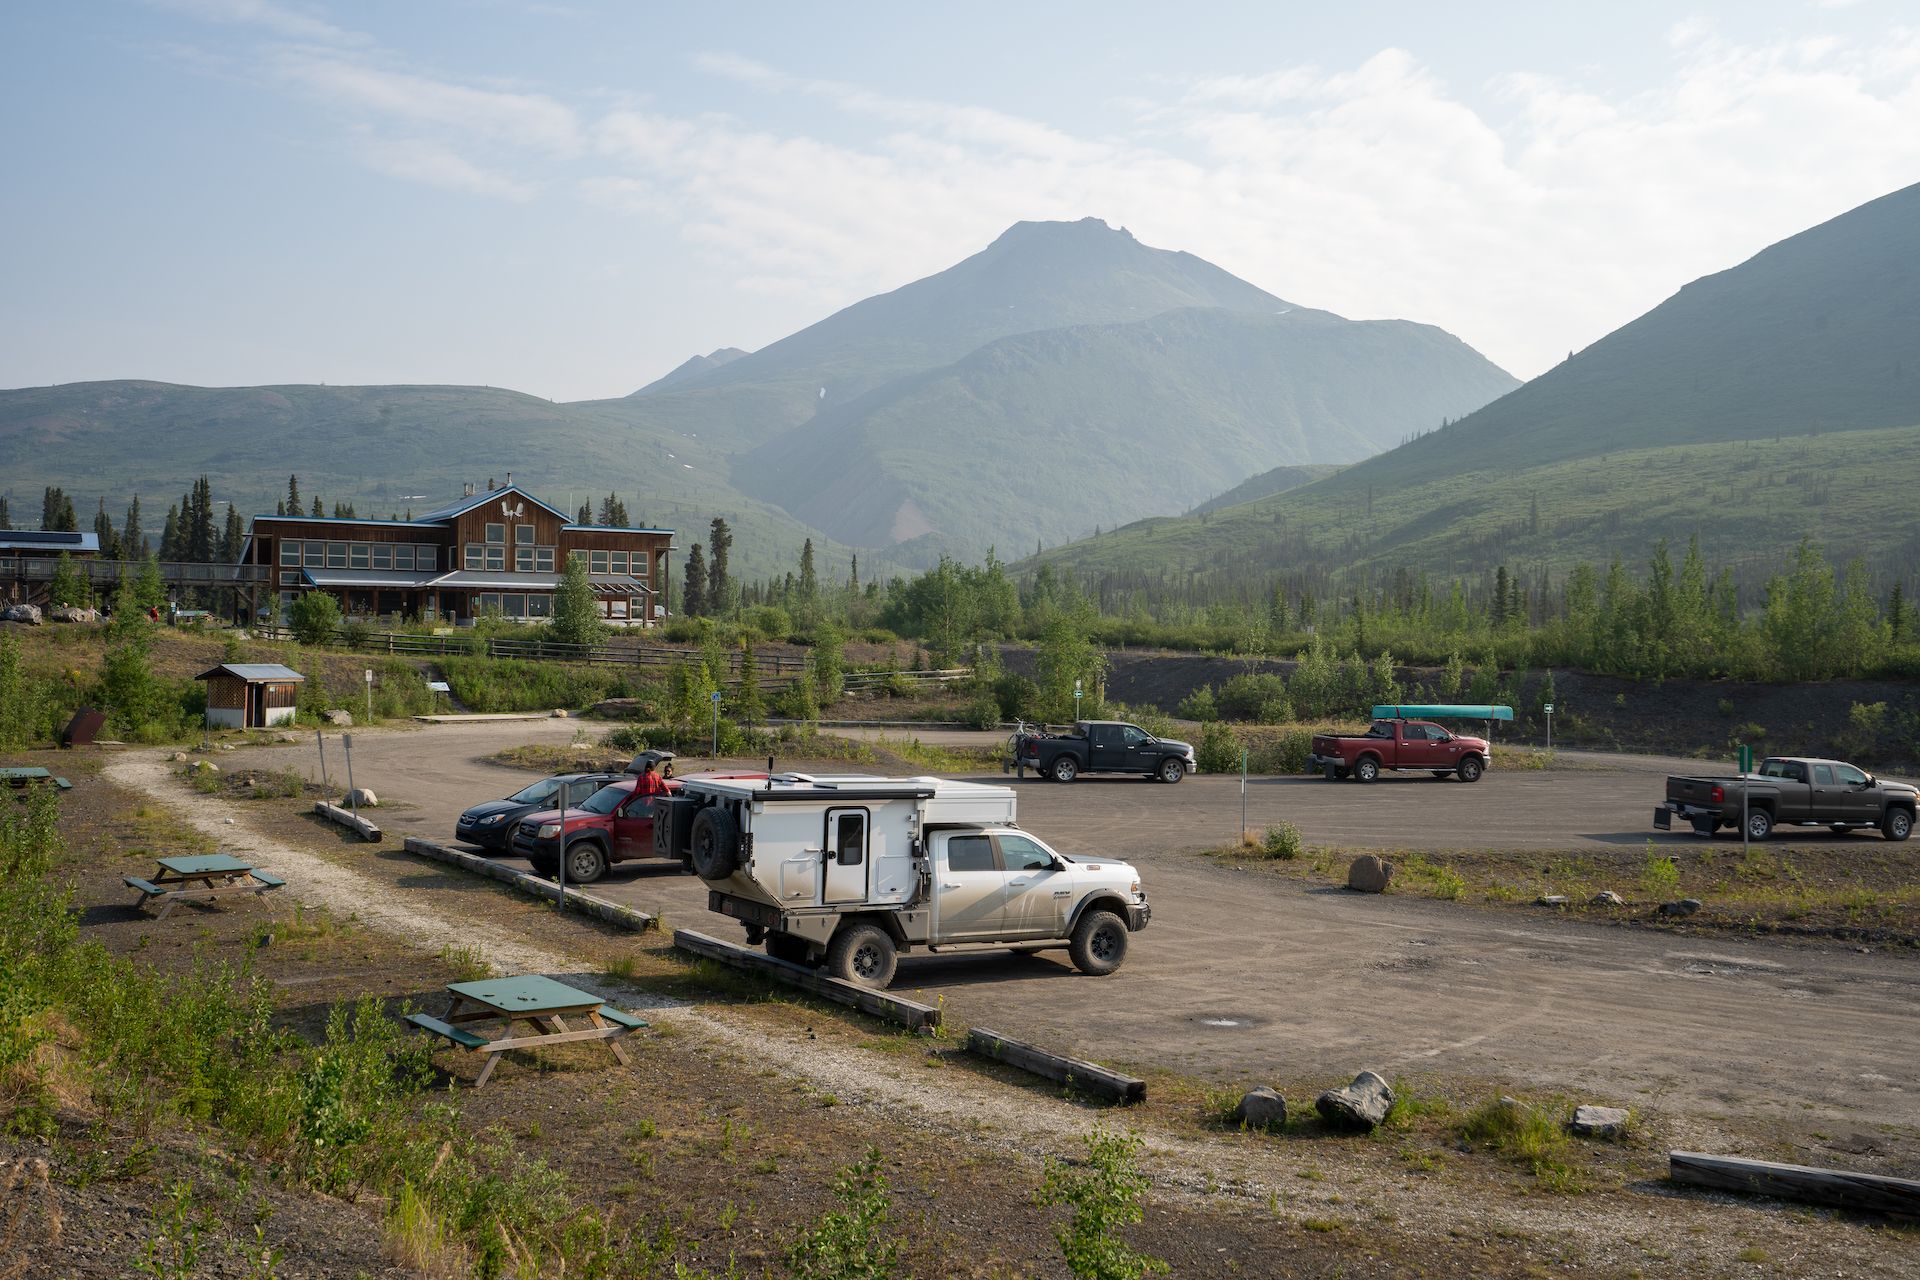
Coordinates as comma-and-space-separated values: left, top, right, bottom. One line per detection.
515, 525, 534, 545
608, 597, 629, 619
326, 542, 347, 568
478, 593, 501, 614
589, 550, 610, 574
279, 540, 301, 566
502, 594, 525, 618
485, 522, 505, 544
415, 545, 435, 571
528, 595, 551, 617
350, 543, 370, 569
535, 548, 554, 573
303, 542, 323, 567
516, 547, 534, 573
371, 545, 392, 570
485, 546, 506, 572
610, 551, 629, 574
465, 545, 485, 571
392, 545, 413, 570
633, 554, 649, 580
279, 571, 301, 586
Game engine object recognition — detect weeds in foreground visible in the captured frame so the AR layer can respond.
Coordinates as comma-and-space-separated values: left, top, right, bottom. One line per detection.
437, 944, 492, 982
782, 1148, 906, 1280
1037, 1130, 1167, 1280
1641, 843, 1681, 899
1458, 1096, 1586, 1193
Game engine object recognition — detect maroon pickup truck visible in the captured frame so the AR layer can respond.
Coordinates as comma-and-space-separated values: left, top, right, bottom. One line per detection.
509, 777, 683, 884
1307, 719, 1489, 783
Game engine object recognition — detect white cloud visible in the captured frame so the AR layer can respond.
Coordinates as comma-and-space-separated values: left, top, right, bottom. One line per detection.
356, 137, 535, 201
151, 0, 365, 46
275, 53, 582, 155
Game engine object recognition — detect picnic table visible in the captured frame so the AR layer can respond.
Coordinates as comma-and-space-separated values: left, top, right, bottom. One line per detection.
404, 975, 647, 1088
2, 766, 71, 792
124, 853, 285, 920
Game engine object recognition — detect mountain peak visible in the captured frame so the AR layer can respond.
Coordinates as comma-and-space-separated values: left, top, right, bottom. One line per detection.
987, 217, 1136, 247
629, 346, 751, 397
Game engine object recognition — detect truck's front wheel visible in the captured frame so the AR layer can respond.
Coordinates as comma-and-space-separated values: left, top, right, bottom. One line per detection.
827, 923, 897, 988
564, 840, 608, 884
1456, 755, 1484, 784
1069, 910, 1128, 976
1884, 807, 1913, 842
1156, 758, 1185, 784
1050, 756, 1078, 783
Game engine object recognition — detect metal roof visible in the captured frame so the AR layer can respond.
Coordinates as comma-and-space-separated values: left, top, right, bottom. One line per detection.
563, 523, 675, 536
248, 515, 440, 528
430, 570, 563, 591
0, 530, 101, 552
196, 663, 306, 683
414, 485, 573, 525
302, 568, 443, 589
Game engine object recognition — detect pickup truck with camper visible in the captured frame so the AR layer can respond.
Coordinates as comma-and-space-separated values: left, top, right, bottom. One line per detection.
509, 776, 687, 883
655, 772, 1151, 988
455, 771, 621, 853
1007, 720, 1197, 783
1657, 757, 1916, 841
1307, 705, 1511, 783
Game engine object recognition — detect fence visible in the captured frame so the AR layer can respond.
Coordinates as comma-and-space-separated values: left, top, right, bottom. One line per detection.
0, 557, 272, 589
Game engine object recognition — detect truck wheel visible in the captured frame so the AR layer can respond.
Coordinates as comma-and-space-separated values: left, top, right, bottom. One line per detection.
1050, 756, 1079, 783
1156, 757, 1185, 784
1353, 756, 1380, 784
1745, 808, 1774, 841
766, 932, 811, 965
1456, 755, 1484, 783
563, 840, 607, 885
688, 805, 741, 880
1069, 910, 1128, 977
827, 923, 896, 988
1884, 808, 1913, 842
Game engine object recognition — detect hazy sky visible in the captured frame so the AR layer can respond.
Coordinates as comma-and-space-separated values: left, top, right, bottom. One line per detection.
4, 1, 1917, 401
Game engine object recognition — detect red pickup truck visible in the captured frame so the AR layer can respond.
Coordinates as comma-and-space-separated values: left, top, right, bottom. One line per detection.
509, 777, 684, 884
1308, 719, 1489, 783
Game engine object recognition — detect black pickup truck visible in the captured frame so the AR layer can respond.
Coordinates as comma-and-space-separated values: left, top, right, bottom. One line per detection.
1657, 756, 1916, 841
1007, 720, 1197, 783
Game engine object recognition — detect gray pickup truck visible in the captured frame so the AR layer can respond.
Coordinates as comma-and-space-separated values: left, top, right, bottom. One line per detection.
1657, 756, 1916, 841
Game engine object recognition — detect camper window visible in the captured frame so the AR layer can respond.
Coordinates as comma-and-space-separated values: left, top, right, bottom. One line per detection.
833, 812, 866, 866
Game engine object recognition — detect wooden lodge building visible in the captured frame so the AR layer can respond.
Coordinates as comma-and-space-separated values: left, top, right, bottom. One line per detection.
241, 480, 672, 626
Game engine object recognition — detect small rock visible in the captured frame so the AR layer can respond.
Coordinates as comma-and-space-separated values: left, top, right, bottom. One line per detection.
171, 751, 189, 763
278, 733, 300, 743
344, 787, 378, 808
1569, 1105, 1631, 1139
191, 760, 219, 773
218, 742, 235, 751
1347, 854, 1394, 894
1315, 1070, 1394, 1131
324, 709, 353, 727
1591, 890, 1625, 907
1659, 898, 1703, 917
552, 708, 570, 718
1536, 894, 1569, 908
224, 818, 237, 825
1231, 1087, 1288, 1131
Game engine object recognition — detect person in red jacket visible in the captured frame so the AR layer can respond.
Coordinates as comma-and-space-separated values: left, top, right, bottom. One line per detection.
634, 759, 668, 798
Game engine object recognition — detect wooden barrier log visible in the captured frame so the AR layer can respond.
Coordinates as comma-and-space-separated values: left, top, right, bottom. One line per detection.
671, 929, 939, 1033
314, 801, 382, 842
1669, 1151, 1920, 1218
966, 1026, 1145, 1105
401, 837, 655, 933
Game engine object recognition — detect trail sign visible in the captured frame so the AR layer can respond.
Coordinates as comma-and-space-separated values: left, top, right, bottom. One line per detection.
1737, 744, 1754, 773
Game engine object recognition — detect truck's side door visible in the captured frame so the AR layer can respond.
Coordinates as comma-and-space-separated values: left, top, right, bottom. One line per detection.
821, 808, 870, 905
996, 832, 1070, 938
933, 833, 1007, 940
1395, 723, 1437, 768
1808, 763, 1850, 824
1771, 761, 1813, 821
610, 794, 656, 860
1834, 763, 1879, 823
1087, 724, 1128, 770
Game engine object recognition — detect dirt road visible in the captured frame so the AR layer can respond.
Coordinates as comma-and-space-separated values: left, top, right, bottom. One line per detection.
227, 720, 1920, 1138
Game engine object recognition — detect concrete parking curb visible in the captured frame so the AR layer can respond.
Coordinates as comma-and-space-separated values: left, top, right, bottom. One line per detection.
402, 836, 656, 933
966, 1026, 1145, 1105
672, 929, 941, 1032
315, 801, 381, 842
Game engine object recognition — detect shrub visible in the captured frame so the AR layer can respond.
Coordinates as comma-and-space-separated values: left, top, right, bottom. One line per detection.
439, 657, 620, 714
1246, 728, 1316, 775
1036, 1130, 1167, 1280
1837, 700, 1887, 761
782, 1148, 906, 1280
1641, 844, 1680, 899
1174, 685, 1217, 722
1217, 673, 1291, 723
962, 694, 1001, 731
290, 592, 341, 646
1195, 721, 1241, 775
339, 618, 374, 651
1260, 823, 1302, 860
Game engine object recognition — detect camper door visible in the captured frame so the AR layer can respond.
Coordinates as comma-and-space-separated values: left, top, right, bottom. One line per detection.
821, 807, 870, 904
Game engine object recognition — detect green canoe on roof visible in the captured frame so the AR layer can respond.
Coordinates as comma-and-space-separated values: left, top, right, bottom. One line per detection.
1371, 704, 1514, 722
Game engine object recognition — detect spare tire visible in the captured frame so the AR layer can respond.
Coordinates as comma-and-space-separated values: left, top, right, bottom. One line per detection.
688, 805, 741, 880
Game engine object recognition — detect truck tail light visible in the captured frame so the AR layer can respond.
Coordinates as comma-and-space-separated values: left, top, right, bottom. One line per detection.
1025, 742, 1038, 757
1710, 786, 1723, 803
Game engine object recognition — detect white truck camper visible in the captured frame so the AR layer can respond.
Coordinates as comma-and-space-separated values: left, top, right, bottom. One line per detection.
655, 773, 1150, 988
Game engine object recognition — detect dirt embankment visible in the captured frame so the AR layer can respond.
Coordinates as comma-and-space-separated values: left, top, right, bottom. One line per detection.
1060, 650, 1920, 769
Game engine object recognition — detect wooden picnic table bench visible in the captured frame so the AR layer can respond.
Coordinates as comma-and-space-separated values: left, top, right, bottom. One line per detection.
124, 853, 285, 920
403, 975, 647, 1088
2, 767, 71, 792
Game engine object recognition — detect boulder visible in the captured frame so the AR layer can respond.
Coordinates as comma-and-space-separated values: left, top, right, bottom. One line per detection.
191, 760, 219, 773
1231, 1087, 1288, 1131
1347, 855, 1394, 894
170, 751, 190, 763
344, 787, 378, 808
48, 605, 99, 623
1536, 894, 1569, 908
551, 709, 570, 718
1591, 890, 1625, 907
1, 604, 43, 625
324, 709, 353, 727
1569, 1105, 1631, 1140
1315, 1070, 1394, 1131
1659, 898, 1703, 917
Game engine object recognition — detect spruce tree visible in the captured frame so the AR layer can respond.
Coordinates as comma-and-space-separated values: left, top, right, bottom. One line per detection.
549, 552, 608, 646
222, 504, 244, 561
0, 495, 10, 530
707, 517, 733, 615
188, 477, 216, 563
598, 493, 629, 526
121, 495, 144, 559
311, 496, 324, 518
799, 539, 818, 604
93, 499, 120, 559
682, 543, 708, 617
576, 501, 592, 525
286, 474, 301, 517
158, 505, 182, 562
734, 639, 765, 728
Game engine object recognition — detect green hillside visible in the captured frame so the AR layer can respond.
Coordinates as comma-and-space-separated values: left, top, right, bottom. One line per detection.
1033, 181, 1920, 583
0, 380, 881, 580
1193, 463, 1344, 514
738, 306, 1517, 561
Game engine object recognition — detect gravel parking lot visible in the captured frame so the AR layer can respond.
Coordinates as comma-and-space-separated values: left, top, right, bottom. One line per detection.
234, 721, 1920, 1140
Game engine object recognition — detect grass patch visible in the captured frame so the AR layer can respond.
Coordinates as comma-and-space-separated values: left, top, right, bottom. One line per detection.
436, 944, 492, 982
1458, 1096, 1587, 1193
